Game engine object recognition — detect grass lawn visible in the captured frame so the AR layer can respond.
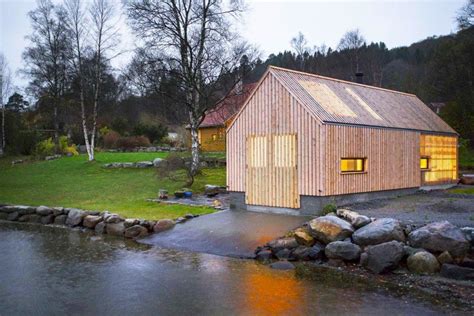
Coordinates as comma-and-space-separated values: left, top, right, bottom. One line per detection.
0, 152, 226, 220
449, 187, 474, 195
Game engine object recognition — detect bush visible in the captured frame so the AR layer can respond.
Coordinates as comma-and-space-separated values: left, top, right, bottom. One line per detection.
35, 138, 55, 157
103, 131, 121, 149
132, 123, 168, 144
115, 135, 151, 149
59, 136, 78, 156
321, 203, 337, 216
111, 118, 129, 135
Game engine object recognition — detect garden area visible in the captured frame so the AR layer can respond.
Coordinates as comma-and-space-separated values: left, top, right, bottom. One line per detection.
0, 152, 226, 220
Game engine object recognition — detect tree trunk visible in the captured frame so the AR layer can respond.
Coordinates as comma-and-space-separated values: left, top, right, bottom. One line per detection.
0, 103, 4, 156
188, 114, 200, 183
53, 103, 60, 150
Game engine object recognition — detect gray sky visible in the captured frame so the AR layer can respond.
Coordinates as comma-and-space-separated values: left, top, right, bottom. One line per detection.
0, 0, 466, 95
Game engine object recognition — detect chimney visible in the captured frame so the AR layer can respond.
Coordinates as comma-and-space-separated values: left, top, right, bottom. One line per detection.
355, 72, 364, 84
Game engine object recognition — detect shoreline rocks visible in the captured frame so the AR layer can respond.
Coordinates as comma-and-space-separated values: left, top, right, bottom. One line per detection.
308, 215, 354, 243
352, 218, 405, 246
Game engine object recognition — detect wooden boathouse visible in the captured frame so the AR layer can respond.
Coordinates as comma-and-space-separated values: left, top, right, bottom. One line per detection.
226, 66, 458, 213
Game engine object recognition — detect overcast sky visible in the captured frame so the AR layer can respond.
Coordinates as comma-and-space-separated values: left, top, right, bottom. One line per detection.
0, 0, 466, 94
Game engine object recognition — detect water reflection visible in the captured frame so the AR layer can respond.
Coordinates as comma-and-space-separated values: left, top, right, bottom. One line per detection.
0, 222, 449, 315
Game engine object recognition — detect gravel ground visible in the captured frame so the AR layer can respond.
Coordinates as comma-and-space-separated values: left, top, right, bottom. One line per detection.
347, 187, 474, 227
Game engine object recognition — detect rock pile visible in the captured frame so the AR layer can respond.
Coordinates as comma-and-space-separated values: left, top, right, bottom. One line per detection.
255, 209, 473, 280
0, 204, 199, 240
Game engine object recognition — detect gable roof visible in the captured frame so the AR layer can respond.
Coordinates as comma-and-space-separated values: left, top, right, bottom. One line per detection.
269, 66, 456, 134
200, 83, 257, 128
228, 66, 456, 135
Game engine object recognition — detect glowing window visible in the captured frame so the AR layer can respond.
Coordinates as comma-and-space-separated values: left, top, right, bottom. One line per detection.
341, 158, 366, 173
212, 134, 218, 141
420, 157, 429, 170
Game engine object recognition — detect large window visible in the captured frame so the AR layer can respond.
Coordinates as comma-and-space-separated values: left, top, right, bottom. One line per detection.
341, 158, 366, 173
420, 157, 429, 170
420, 135, 457, 183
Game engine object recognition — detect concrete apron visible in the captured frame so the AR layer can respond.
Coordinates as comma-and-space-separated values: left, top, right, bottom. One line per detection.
140, 209, 311, 258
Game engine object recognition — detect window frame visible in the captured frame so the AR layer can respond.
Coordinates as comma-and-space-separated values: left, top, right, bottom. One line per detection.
420, 156, 430, 170
340, 157, 367, 174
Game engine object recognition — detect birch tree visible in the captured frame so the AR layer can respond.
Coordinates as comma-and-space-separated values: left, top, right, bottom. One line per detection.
65, 0, 120, 161
338, 29, 366, 77
0, 53, 12, 156
127, 0, 254, 183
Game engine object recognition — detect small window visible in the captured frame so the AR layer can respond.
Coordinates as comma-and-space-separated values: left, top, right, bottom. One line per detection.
420, 157, 429, 170
212, 134, 218, 141
341, 158, 366, 173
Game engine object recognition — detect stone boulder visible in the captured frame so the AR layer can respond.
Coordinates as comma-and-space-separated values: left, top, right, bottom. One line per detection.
19, 214, 41, 223
83, 215, 102, 229
52, 207, 64, 216
104, 214, 123, 224
437, 251, 454, 265
440, 264, 474, 281
124, 225, 149, 238
292, 245, 324, 261
325, 241, 361, 261
352, 218, 405, 246
360, 241, 404, 274
40, 214, 54, 225
336, 209, 371, 229
204, 185, 220, 197
153, 219, 175, 233
308, 215, 354, 244
36, 206, 53, 216
275, 248, 293, 260
122, 162, 135, 168
267, 237, 299, 252
106, 222, 125, 236
294, 229, 315, 247
66, 208, 86, 227
407, 251, 440, 274
153, 158, 167, 168
408, 221, 469, 258
124, 218, 139, 228
136, 161, 153, 168
269, 261, 295, 270
0, 206, 16, 213
461, 227, 474, 247
95, 222, 106, 234
7, 212, 19, 221
17, 206, 37, 215
459, 175, 474, 185
255, 249, 273, 261
54, 214, 67, 225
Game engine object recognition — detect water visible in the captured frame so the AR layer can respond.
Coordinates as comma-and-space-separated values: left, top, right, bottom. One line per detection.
0, 222, 448, 315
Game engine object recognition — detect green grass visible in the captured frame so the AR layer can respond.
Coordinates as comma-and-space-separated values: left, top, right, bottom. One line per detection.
449, 187, 474, 195
0, 152, 226, 220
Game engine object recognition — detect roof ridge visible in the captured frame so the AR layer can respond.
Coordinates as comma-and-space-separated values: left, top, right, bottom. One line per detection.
268, 65, 417, 97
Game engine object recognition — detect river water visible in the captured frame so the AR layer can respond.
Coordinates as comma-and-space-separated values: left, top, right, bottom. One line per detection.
0, 222, 448, 315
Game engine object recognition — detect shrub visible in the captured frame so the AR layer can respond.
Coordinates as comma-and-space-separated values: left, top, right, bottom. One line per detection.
111, 117, 129, 135
35, 138, 55, 157
115, 135, 151, 149
58, 136, 79, 156
132, 123, 168, 144
321, 203, 337, 216
103, 131, 121, 149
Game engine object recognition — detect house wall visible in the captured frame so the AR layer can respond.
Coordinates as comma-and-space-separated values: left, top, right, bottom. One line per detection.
227, 72, 325, 196
198, 126, 226, 152
322, 124, 421, 196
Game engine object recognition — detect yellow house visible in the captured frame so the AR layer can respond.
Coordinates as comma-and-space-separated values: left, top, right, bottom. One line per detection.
198, 83, 256, 152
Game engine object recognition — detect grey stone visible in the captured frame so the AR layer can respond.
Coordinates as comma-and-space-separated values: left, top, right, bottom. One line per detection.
403, 245, 425, 257
122, 162, 135, 168
136, 161, 153, 168
16, 205, 37, 215
52, 207, 64, 216
105, 214, 123, 224
0, 206, 16, 213
255, 249, 273, 261
308, 215, 354, 244
327, 259, 346, 267
408, 221, 469, 258
352, 218, 405, 246
0, 213, 7, 220
153, 219, 175, 233
269, 261, 295, 270
461, 227, 474, 247
294, 229, 315, 247
36, 206, 53, 216
7, 212, 19, 221
40, 214, 54, 225
124, 218, 139, 228
336, 208, 371, 228
437, 251, 454, 265
204, 185, 220, 197
292, 245, 323, 261
66, 209, 86, 227
83, 215, 102, 229
153, 158, 166, 167
54, 215, 67, 225
268, 237, 299, 252
20, 214, 41, 223
407, 251, 440, 274
95, 222, 106, 234
124, 225, 149, 238
360, 241, 405, 274
175, 217, 186, 223
440, 264, 474, 281
325, 241, 361, 261
106, 222, 125, 236
275, 248, 293, 260
184, 214, 194, 219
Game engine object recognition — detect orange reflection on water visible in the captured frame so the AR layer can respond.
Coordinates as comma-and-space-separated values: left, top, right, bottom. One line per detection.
242, 265, 306, 315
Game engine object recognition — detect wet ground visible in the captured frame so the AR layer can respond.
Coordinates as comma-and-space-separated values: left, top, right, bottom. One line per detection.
0, 222, 454, 315
141, 210, 310, 258
348, 189, 474, 227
